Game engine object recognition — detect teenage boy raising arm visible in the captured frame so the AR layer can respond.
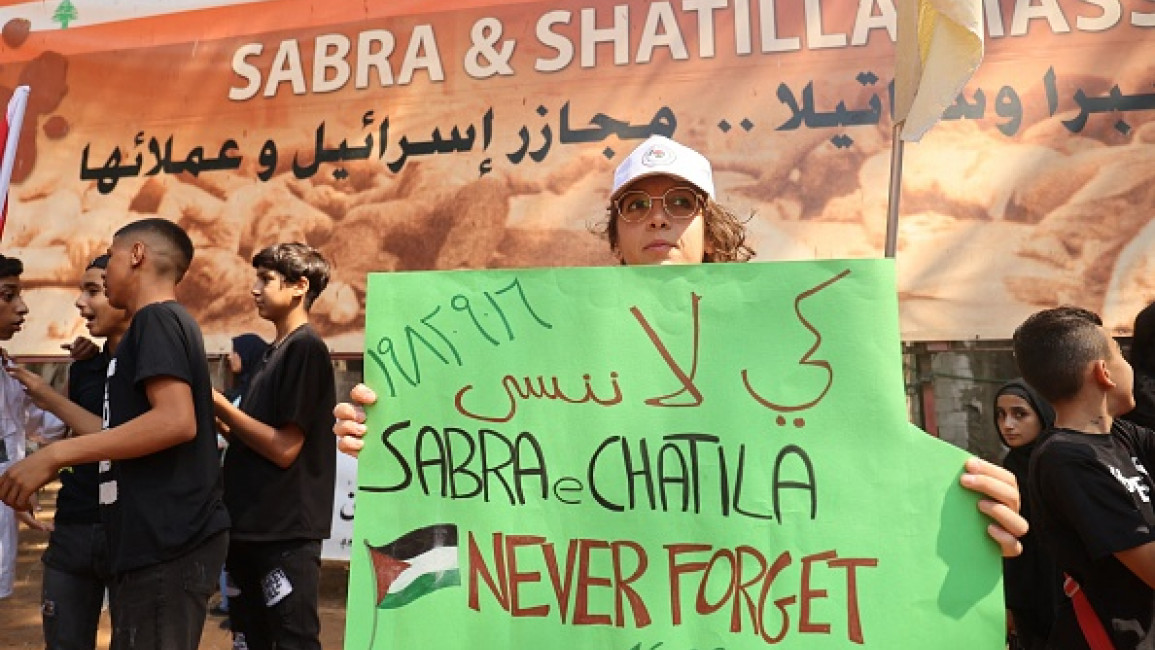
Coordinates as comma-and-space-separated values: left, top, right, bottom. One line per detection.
211, 243, 337, 650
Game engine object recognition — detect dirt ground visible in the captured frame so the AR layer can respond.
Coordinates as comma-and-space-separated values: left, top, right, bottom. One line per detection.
0, 482, 350, 649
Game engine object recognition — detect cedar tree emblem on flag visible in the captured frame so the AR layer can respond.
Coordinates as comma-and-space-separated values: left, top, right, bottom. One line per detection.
367, 523, 460, 610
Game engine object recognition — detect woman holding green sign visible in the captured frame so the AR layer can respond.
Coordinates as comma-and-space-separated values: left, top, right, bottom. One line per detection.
332, 134, 1030, 558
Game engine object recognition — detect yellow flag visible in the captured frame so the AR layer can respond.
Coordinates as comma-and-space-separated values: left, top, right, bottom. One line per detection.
893, 0, 984, 142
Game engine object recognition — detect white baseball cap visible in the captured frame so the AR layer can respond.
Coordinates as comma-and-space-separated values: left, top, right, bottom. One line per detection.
611, 135, 715, 200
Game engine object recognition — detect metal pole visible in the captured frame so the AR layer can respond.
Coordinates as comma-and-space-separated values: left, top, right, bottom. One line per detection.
884, 121, 905, 259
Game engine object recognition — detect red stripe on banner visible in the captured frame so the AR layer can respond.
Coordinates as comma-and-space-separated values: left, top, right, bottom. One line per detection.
0, 109, 8, 241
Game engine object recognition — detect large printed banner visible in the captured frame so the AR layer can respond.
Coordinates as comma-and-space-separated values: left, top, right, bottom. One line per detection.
347, 259, 1003, 649
0, 0, 1153, 353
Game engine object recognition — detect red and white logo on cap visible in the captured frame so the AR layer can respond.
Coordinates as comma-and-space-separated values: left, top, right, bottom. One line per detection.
641, 144, 676, 168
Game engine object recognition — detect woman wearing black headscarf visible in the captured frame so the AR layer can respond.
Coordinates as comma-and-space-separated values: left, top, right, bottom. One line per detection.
995, 379, 1063, 650
225, 333, 268, 406
212, 333, 268, 621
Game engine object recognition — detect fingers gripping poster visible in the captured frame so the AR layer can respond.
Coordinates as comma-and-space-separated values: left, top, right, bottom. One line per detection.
348, 259, 1003, 649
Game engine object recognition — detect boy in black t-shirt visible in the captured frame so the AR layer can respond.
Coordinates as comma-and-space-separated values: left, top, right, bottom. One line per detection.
42, 254, 128, 649
1013, 306, 1155, 649
0, 218, 230, 650
212, 242, 336, 650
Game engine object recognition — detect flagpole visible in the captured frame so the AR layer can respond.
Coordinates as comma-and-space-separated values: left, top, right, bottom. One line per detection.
884, 120, 905, 259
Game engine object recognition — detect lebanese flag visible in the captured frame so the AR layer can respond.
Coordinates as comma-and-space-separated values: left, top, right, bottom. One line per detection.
0, 86, 30, 242
366, 523, 460, 610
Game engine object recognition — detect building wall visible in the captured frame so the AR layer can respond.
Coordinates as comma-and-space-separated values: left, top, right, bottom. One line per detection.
919, 343, 1019, 464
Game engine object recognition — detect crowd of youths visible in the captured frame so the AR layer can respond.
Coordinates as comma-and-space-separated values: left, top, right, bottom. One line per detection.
0, 135, 1150, 648
0, 222, 336, 649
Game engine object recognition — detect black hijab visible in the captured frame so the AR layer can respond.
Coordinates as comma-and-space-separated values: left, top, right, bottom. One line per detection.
994, 378, 1055, 481
225, 333, 268, 404
996, 379, 1063, 645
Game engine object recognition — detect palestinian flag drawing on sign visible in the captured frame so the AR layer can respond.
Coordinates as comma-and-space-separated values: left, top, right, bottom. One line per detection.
367, 523, 460, 610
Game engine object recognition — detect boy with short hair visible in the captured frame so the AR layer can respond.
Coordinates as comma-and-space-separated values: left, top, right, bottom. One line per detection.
0, 218, 230, 650
212, 242, 336, 649
0, 253, 68, 600
42, 254, 127, 648
1013, 306, 1155, 648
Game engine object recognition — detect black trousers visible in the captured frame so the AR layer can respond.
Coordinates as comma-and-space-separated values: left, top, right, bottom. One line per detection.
109, 530, 228, 650
41, 522, 114, 650
226, 538, 323, 650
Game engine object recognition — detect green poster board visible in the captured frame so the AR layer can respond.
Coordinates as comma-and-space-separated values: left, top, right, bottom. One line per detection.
346, 259, 1003, 649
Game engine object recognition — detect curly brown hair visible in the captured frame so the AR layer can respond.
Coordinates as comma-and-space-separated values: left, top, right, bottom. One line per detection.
596, 196, 756, 263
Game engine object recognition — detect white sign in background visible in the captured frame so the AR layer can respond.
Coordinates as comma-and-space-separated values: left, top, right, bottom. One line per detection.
321, 449, 357, 561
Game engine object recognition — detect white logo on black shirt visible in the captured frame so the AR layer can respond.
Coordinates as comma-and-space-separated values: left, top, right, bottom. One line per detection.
1134, 457, 1150, 477
102, 359, 115, 429
99, 360, 117, 504
1111, 465, 1152, 503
